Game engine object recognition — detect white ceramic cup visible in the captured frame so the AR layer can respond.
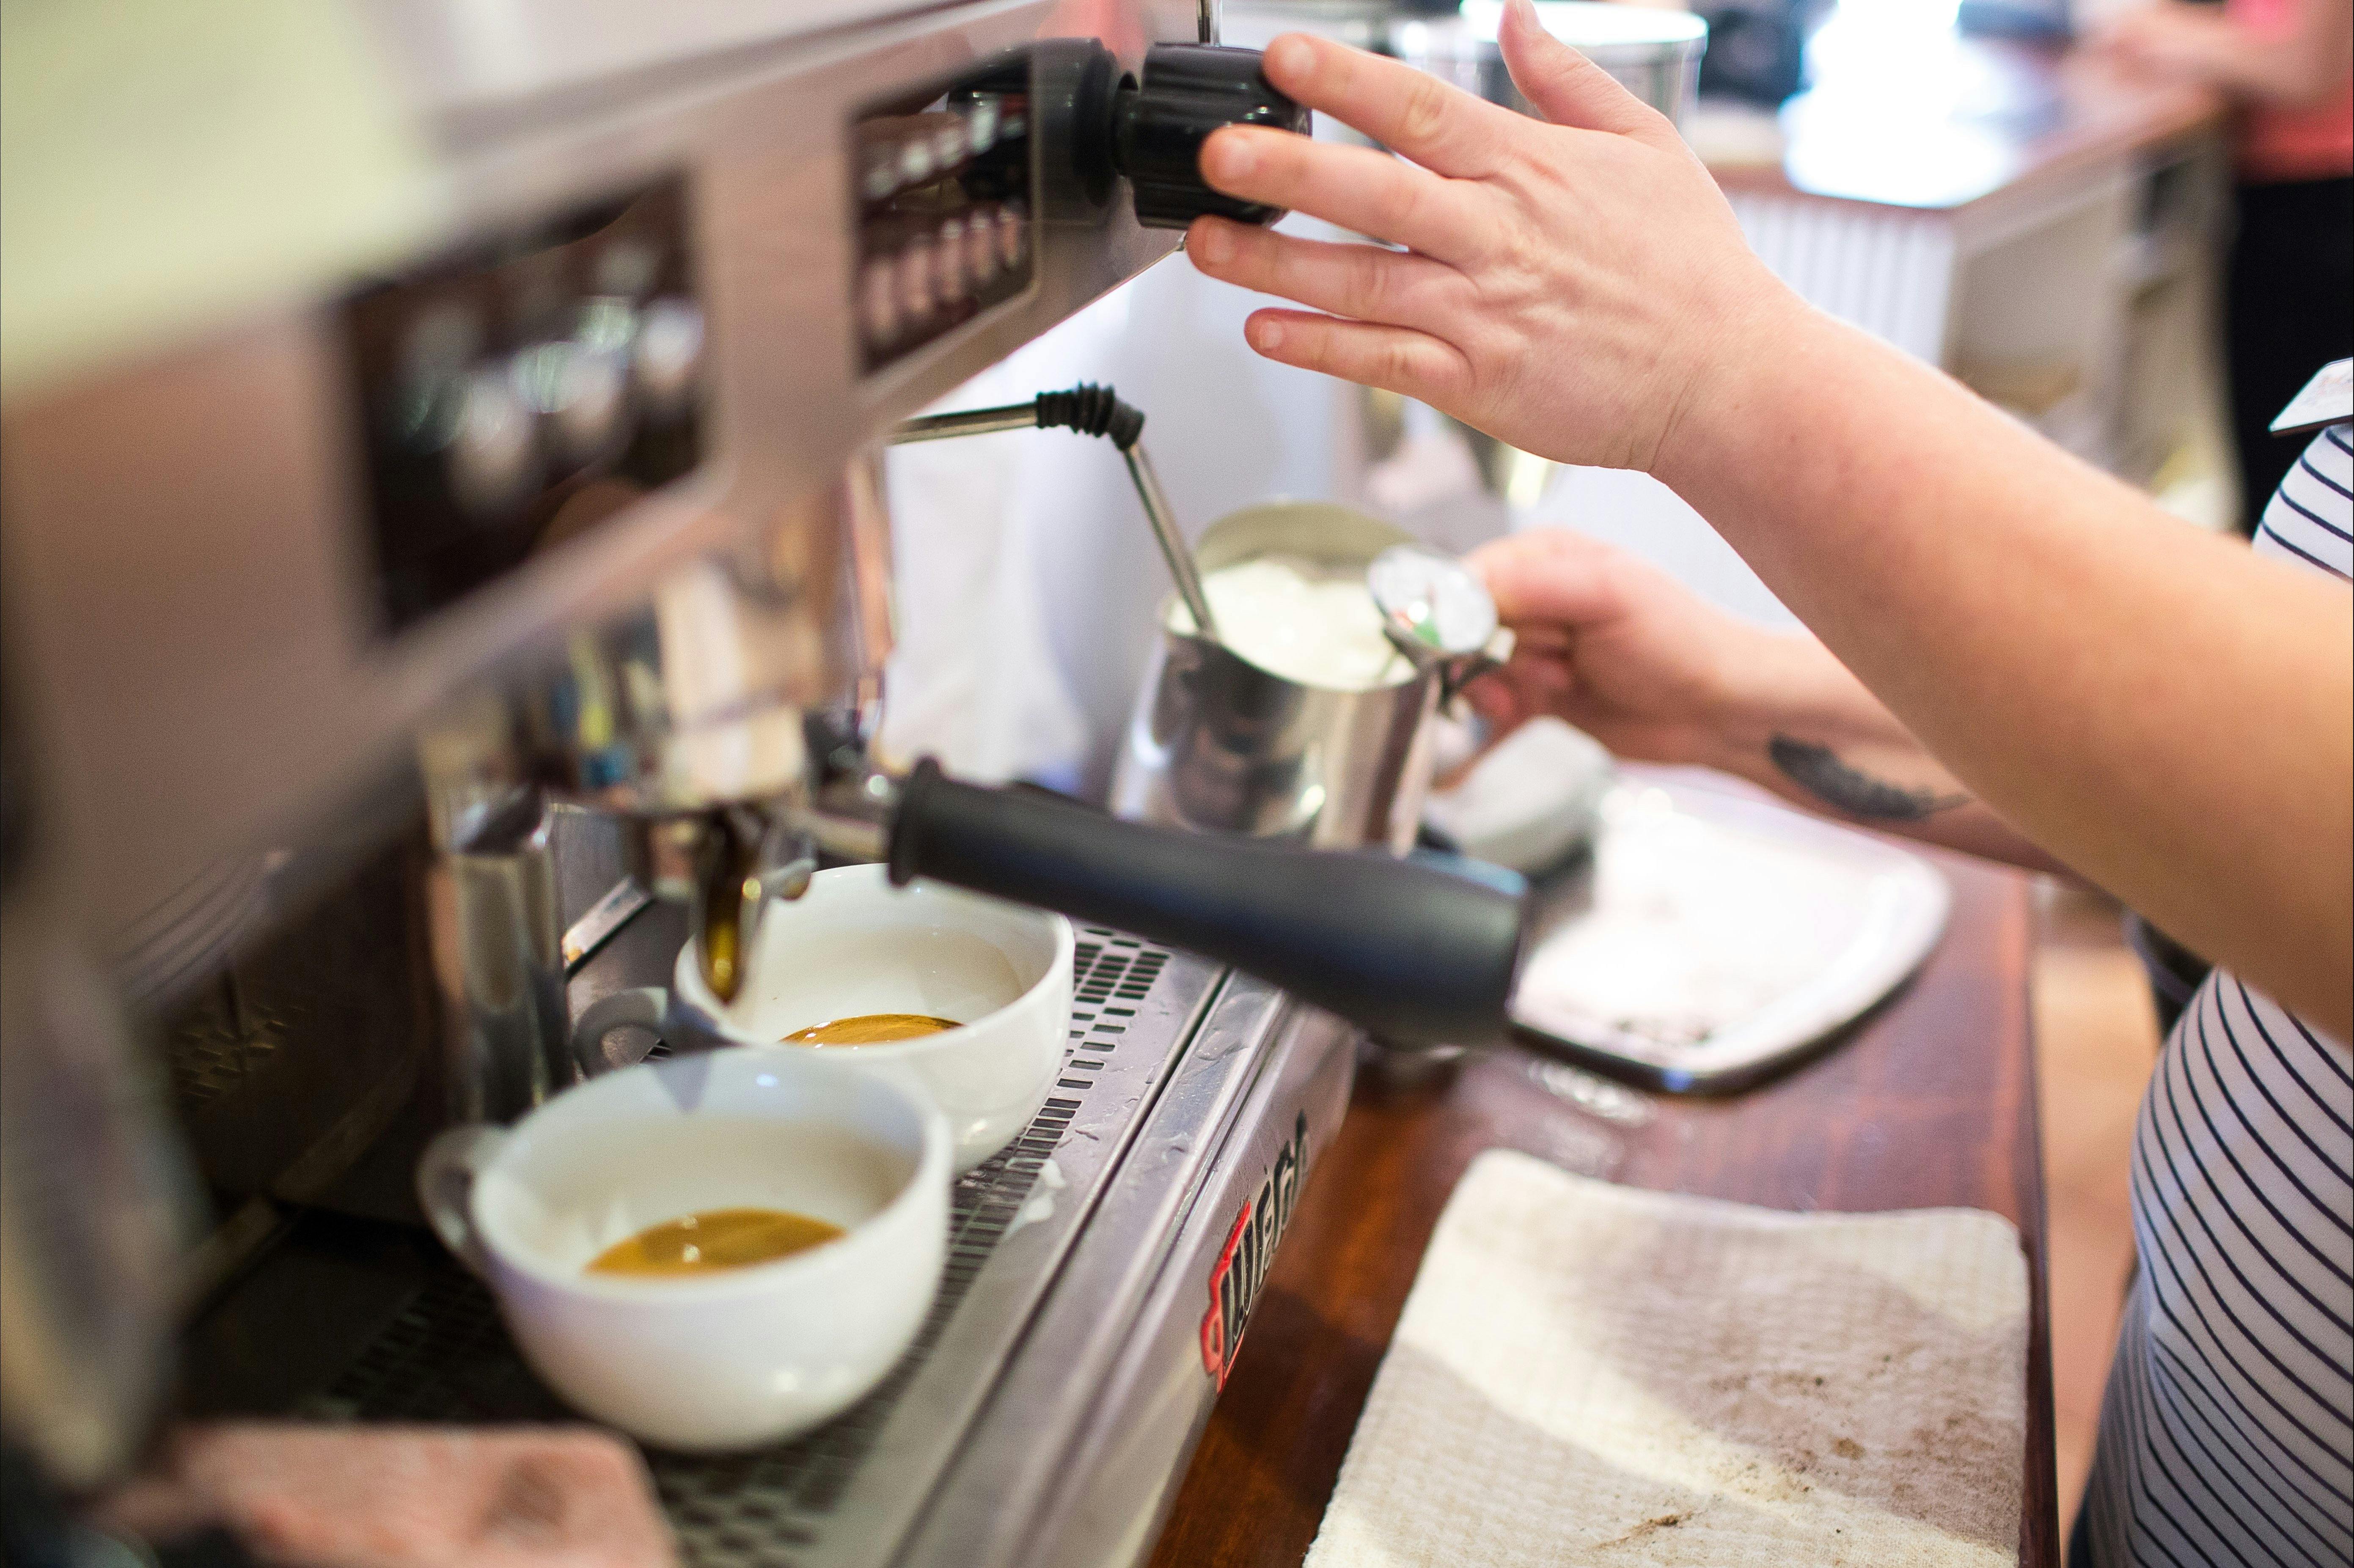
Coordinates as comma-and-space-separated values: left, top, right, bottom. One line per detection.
578, 866, 1073, 1172
416, 1047, 949, 1452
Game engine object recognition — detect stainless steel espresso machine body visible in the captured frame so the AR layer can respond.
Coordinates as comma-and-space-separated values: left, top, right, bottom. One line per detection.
0, 0, 1398, 1556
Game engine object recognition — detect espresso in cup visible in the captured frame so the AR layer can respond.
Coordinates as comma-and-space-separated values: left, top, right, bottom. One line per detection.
587, 1208, 844, 1275
783, 1013, 960, 1045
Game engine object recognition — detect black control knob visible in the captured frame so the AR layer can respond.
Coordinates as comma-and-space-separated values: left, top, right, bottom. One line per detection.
1112, 44, 1309, 229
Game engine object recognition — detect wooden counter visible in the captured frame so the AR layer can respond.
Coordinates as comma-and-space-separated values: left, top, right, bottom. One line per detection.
1148, 844, 2055, 1566
1705, 31, 2222, 216
1669, 28, 2233, 506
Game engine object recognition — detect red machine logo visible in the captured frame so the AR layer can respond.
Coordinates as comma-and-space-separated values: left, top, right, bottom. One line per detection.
1199, 1111, 1309, 1390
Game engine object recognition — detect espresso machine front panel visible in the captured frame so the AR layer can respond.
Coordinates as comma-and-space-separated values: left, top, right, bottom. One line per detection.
3, 0, 1194, 947
341, 173, 710, 638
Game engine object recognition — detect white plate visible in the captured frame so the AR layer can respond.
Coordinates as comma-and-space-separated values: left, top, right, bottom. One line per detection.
1507, 777, 1951, 1093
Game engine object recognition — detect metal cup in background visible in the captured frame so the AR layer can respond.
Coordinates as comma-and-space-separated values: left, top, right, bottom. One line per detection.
1386, 2, 1710, 126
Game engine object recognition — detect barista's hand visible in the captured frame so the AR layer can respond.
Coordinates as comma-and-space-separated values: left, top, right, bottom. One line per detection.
1465, 529, 2064, 872
1463, 528, 1789, 768
1185, 0, 1803, 475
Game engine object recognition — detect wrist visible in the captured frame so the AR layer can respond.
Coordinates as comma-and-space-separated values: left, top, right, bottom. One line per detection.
1650, 283, 1836, 499
1693, 622, 1813, 728
1693, 626, 1875, 763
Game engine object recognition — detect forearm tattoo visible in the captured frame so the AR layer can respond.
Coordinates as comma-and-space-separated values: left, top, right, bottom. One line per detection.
1767, 736, 1971, 822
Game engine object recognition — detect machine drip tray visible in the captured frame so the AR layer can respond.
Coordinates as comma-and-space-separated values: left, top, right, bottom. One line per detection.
179, 930, 1358, 1568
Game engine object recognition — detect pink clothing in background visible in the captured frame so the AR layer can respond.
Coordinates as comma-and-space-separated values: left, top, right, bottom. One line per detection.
2227, 0, 2354, 181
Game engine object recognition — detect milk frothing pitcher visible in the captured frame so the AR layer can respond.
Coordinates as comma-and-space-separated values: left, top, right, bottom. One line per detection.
1109, 501, 1508, 853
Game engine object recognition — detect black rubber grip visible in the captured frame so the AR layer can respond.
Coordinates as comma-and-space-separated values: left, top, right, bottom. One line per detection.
1115, 44, 1309, 229
886, 760, 1526, 1048
1033, 384, 1145, 450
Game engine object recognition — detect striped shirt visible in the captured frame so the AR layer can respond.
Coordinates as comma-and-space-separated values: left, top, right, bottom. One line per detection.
2080, 424, 2354, 1566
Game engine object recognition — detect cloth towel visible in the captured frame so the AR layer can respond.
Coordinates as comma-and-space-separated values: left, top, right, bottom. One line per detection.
1306, 1151, 2029, 1567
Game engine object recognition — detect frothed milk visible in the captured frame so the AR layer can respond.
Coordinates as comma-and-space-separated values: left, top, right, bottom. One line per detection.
1171, 554, 1408, 692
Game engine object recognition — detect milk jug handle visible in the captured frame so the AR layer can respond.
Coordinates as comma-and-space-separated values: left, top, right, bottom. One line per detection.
1439, 626, 1518, 707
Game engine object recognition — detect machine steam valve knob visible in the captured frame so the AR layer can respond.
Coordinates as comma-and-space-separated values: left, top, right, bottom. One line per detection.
1113, 44, 1308, 229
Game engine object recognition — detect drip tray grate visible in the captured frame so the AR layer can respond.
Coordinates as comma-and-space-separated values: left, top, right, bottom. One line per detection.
298, 933, 1212, 1568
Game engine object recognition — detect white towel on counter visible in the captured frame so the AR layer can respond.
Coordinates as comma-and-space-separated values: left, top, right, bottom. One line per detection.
1306, 1151, 2028, 1568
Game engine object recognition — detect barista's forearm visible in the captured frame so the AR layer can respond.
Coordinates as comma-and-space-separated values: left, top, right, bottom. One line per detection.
1660, 305, 2354, 1038
1699, 632, 2072, 873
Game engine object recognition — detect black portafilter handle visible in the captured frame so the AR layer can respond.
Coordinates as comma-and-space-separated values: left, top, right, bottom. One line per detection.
884, 760, 1528, 1048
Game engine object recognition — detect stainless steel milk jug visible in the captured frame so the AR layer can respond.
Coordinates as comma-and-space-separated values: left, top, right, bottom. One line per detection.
1109, 501, 1502, 853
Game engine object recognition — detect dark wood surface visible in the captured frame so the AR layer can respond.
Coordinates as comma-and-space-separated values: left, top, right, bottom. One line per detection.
1705, 31, 2221, 213
1149, 842, 2055, 1567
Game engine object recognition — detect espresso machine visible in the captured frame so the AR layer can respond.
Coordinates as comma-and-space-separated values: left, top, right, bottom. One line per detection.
1, 3, 1525, 1564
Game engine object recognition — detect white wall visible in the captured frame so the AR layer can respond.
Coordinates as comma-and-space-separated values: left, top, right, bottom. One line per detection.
883, 250, 1346, 794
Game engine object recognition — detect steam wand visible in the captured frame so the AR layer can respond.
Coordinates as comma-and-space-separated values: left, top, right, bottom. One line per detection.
889, 384, 1220, 643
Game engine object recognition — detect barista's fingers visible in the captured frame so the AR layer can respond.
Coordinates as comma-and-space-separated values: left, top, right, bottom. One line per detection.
1502, 623, 1573, 655
1242, 310, 1473, 404
1485, 651, 1573, 726
1469, 529, 1628, 629
1494, 0, 1681, 146
1201, 129, 1487, 263
1463, 669, 1529, 730
1257, 32, 1517, 180
1188, 220, 1460, 333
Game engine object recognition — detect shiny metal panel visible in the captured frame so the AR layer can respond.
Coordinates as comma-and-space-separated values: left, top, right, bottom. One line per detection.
356, 0, 953, 118
778, 941, 1229, 1568
426, 796, 568, 1124
1, 319, 389, 943
896, 986, 1357, 1568
1386, 4, 1707, 126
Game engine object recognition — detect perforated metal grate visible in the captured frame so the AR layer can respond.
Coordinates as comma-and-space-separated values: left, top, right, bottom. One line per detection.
1058, 934, 1166, 1088
302, 931, 1191, 1568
